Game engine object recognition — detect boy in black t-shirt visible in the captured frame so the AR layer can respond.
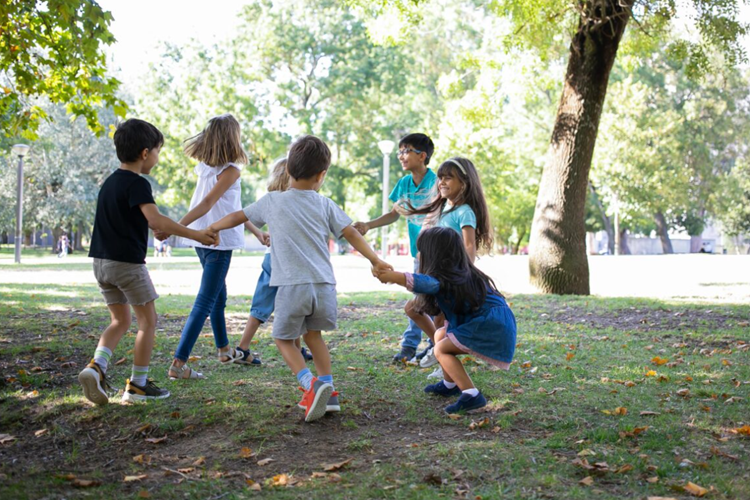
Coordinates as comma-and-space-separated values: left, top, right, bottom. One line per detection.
79, 119, 218, 405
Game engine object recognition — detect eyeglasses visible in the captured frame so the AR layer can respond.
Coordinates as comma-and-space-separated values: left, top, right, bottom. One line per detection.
397, 148, 423, 157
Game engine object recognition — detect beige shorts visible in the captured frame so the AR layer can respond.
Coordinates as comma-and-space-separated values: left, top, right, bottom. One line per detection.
272, 283, 337, 339
93, 259, 159, 306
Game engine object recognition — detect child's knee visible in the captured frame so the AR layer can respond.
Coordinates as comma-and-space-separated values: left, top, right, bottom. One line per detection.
434, 327, 447, 343
404, 300, 417, 317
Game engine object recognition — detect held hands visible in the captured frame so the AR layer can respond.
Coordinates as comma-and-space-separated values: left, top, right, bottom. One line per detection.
258, 231, 271, 247
352, 222, 369, 235
375, 269, 401, 285
153, 230, 170, 241
370, 259, 394, 280
197, 228, 220, 247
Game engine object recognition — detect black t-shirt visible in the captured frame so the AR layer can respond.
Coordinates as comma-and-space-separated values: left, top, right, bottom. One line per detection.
89, 169, 155, 264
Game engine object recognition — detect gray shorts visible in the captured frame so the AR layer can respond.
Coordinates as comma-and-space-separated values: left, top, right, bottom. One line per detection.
272, 283, 337, 339
93, 258, 159, 306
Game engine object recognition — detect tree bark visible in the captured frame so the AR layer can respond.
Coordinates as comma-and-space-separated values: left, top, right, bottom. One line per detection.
529, 1, 632, 294
653, 212, 673, 254
619, 227, 631, 255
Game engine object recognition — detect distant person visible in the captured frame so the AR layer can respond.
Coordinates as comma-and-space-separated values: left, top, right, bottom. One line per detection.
78, 118, 217, 406
352, 133, 437, 364
153, 114, 266, 380
376, 227, 516, 414
233, 157, 312, 367
208, 135, 392, 422
57, 234, 70, 258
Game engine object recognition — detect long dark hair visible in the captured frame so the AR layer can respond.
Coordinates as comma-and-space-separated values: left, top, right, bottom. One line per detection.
413, 227, 499, 316
407, 157, 493, 254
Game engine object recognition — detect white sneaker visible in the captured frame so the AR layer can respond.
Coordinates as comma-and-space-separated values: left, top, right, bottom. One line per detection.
427, 366, 443, 379
419, 347, 438, 368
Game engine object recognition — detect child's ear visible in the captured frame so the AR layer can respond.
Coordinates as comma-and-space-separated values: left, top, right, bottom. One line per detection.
140, 148, 149, 160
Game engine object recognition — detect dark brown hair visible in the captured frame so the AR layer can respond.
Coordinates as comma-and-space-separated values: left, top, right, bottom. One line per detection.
408, 157, 493, 254
287, 135, 331, 180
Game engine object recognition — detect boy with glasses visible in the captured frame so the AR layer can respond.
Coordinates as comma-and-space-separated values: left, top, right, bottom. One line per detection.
353, 133, 437, 363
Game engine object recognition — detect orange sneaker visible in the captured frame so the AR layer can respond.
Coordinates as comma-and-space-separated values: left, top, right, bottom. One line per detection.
298, 377, 333, 422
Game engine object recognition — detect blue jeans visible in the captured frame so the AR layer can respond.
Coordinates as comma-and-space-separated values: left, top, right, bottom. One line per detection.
401, 258, 424, 349
250, 253, 276, 322
174, 247, 233, 362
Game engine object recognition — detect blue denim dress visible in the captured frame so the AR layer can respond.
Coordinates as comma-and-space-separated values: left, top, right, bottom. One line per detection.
406, 273, 516, 369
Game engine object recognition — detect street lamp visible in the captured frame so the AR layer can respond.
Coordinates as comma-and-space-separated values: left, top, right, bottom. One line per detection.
377, 139, 395, 259
11, 144, 30, 264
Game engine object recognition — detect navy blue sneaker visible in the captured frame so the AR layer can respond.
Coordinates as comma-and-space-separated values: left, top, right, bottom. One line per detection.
445, 392, 487, 414
424, 381, 461, 397
300, 347, 313, 362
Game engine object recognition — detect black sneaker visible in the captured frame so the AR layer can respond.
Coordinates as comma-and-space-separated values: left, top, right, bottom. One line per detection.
234, 347, 262, 366
78, 360, 115, 406
300, 347, 313, 361
392, 346, 416, 364
445, 391, 487, 414
121, 379, 170, 402
424, 380, 461, 397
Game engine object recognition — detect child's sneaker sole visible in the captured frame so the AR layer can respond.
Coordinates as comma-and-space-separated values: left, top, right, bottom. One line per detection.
78, 368, 108, 405
305, 382, 333, 422
121, 391, 170, 403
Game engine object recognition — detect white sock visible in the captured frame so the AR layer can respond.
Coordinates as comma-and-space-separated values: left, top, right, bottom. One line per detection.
443, 380, 457, 389
462, 387, 479, 397
131, 365, 149, 386
93, 346, 112, 372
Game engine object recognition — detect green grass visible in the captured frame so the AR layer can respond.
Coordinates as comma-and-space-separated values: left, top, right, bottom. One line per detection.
0, 271, 748, 499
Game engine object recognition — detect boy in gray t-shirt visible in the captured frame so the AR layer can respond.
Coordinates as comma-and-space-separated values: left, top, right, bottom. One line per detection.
210, 135, 391, 422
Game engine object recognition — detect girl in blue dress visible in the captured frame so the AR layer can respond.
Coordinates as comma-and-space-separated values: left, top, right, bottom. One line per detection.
376, 226, 516, 413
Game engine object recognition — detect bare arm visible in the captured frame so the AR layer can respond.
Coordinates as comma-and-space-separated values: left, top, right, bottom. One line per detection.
376, 270, 407, 287
179, 167, 241, 227
352, 207, 400, 235
244, 221, 270, 246
208, 210, 249, 232
140, 204, 217, 246
341, 225, 392, 273
462, 226, 477, 263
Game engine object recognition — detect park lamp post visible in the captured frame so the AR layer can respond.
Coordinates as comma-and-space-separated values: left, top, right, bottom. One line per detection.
377, 139, 395, 259
11, 144, 30, 264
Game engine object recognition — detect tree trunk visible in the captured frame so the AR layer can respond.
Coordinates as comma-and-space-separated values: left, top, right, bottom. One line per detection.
74, 222, 84, 250
1, 232, 7, 244
589, 182, 614, 254
653, 212, 673, 254
690, 235, 702, 253
619, 227, 631, 255
512, 227, 526, 255
51, 227, 63, 254
528, 2, 632, 294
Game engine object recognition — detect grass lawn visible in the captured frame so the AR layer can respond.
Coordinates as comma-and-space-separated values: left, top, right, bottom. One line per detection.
0, 261, 748, 499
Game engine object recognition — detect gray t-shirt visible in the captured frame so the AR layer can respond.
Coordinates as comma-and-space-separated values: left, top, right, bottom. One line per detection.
243, 189, 352, 286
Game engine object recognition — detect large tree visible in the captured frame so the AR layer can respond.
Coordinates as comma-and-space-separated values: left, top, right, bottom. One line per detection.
0, 0, 125, 138
353, 0, 747, 294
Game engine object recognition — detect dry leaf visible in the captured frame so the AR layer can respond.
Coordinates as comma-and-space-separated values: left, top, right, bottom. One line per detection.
145, 436, 167, 444
114, 357, 126, 366
72, 479, 101, 488
652, 356, 669, 365
192, 457, 206, 466
616, 464, 633, 473
468, 417, 490, 430
683, 481, 709, 497
246, 479, 261, 491
578, 449, 596, 457
232, 380, 248, 386
138, 491, 151, 498
640, 411, 660, 416
239, 447, 254, 458
133, 454, 151, 464
257, 458, 275, 466
135, 424, 152, 434
566, 352, 575, 361
579, 476, 594, 486
677, 389, 690, 397
34, 429, 48, 437
327, 473, 342, 482
0, 434, 16, 444
647, 476, 659, 483
447, 414, 462, 420
271, 473, 289, 486
124, 474, 148, 482
491, 426, 501, 434
177, 468, 194, 474
311, 472, 328, 478
645, 370, 657, 377
732, 425, 750, 436
323, 458, 353, 471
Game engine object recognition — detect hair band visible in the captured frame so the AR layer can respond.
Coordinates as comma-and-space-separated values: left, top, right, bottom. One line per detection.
445, 158, 466, 176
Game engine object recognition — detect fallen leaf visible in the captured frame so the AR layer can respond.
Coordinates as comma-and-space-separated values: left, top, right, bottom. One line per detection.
579, 476, 594, 486
270, 473, 289, 486
135, 424, 152, 434
311, 472, 328, 478
239, 447, 254, 458
616, 464, 633, 473
232, 380, 248, 386
132, 454, 151, 464
566, 352, 575, 361
645, 370, 657, 377
677, 389, 691, 397
124, 474, 148, 482
732, 425, 750, 436
246, 479, 261, 491
652, 356, 669, 365
145, 436, 167, 444
323, 458, 353, 471
468, 417, 490, 430
192, 456, 206, 466
170, 411, 180, 418
491, 426, 501, 434
647, 477, 659, 483
578, 449, 596, 457
137, 491, 151, 498
0, 434, 16, 444
114, 357, 127, 366
683, 481, 709, 497
177, 468, 194, 474
257, 458, 275, 466
72, 479, 101, 488
447, 414, 462, 421
328, 473, 342, 482
34, 429, 48, 437
640, 411, 660, 416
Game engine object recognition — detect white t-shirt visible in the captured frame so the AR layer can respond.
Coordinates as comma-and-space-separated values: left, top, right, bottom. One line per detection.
181, 162, 244, 250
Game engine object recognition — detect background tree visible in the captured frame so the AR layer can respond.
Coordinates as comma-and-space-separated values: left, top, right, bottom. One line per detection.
0, 0, 125, 138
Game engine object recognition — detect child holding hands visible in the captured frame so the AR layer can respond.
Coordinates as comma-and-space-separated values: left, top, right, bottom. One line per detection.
209, 135, 391, 422
376, 226, 516, 414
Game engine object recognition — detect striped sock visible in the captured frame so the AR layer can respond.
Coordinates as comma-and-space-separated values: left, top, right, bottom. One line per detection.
131, 365, 149, 386
296, 368, 313, 391
318, 374, 334, 390
93, 346, 112, 372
